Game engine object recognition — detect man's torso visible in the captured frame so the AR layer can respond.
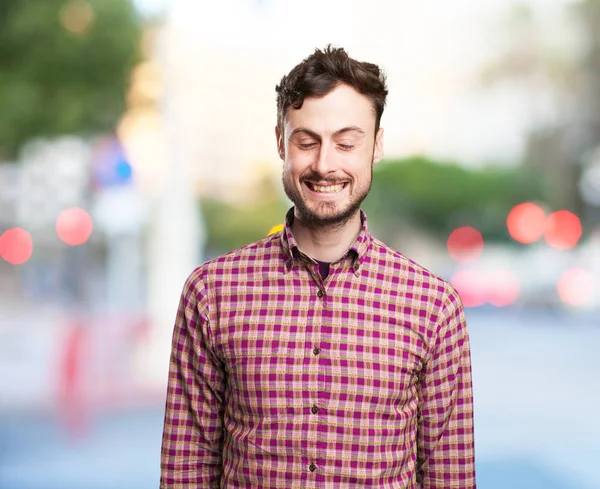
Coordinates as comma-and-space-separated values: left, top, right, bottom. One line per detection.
197, 228, 452, 488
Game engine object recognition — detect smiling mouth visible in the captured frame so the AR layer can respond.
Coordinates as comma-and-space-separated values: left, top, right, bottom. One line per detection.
305, 182, 347, 194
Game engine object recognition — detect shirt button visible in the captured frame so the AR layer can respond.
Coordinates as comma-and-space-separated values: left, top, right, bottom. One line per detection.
312, 348, 321, 355
317, 290, 324, 298
309, 463, 316, 472
311, 405, 319, 414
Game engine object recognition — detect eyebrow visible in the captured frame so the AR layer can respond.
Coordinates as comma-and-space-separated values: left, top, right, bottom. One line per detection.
290, 126, 366, 140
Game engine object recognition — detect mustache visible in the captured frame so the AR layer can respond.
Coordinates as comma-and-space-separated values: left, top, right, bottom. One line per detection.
301, 172, 346, 184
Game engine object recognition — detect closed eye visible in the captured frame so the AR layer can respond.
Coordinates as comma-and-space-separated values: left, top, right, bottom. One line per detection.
338, 144, 354, 151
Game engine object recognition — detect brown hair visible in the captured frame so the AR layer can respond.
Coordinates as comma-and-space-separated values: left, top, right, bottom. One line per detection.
276, 45, 388, 135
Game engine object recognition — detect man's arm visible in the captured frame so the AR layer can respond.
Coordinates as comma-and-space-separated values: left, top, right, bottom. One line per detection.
160, 272, 226, 488
416, 288, 476, 488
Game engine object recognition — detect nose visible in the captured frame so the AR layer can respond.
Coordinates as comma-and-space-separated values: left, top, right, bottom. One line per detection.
311, 141, 339, 176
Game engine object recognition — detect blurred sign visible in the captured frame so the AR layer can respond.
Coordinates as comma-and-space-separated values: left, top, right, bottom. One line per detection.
16, 137, 91, 234
92, 187, 146, 236
0, 163, 20, 227
579, 146, 600, 206
91, 136, 133, 190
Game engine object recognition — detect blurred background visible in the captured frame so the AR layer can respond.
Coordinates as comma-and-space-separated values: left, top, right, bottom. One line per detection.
1, 0, 599, 488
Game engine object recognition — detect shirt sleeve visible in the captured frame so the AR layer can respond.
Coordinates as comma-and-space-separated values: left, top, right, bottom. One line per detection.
160, 271, 226, 489
416, 287, 476, 488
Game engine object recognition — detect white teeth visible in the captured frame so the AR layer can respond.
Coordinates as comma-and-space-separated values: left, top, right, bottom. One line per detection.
311, 184, 344, 193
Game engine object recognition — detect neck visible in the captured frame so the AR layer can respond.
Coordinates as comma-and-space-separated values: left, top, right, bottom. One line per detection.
291, 210, 362, 263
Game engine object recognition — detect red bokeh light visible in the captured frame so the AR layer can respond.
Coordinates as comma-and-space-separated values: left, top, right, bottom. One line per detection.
557, 268, 594, 306
544, 210, 582, 250
447, 226, 484, 263
450, 269, 487, 308
487, 269, 520, 307
56, 208, 93, 246
0, 228, 33, 265
451, 268, 520, 308
506, 202, 546, 244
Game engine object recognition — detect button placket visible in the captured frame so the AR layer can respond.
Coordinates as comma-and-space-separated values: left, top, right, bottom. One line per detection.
304, 265, 324, 478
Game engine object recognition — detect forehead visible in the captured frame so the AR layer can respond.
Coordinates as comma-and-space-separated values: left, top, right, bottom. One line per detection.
285, 84, 376, 136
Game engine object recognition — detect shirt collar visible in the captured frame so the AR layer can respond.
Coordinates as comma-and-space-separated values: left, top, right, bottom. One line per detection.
280, 207, 371, 275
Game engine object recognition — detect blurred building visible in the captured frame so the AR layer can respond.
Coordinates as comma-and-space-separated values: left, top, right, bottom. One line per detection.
157, 0, 559, 203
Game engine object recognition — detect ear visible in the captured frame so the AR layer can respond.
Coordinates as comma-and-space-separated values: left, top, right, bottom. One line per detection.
373, 127, 384, 164
275, 126, 285, 161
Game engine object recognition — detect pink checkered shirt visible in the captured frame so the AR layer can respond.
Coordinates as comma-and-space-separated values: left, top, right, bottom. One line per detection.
161, 209, 476, 488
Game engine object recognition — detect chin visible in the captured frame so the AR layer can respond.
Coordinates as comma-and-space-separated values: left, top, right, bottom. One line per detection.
298, 201, 360, 227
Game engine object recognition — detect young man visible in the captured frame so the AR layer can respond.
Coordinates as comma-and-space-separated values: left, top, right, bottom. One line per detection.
161, 46, 476, 488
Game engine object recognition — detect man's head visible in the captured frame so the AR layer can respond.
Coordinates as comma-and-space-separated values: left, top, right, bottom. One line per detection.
275, 45, 388, 228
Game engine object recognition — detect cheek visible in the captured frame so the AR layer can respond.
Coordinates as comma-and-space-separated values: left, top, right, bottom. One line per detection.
347, 155, 373, 177
286, 154, 310, 175
282, 161, 301, 185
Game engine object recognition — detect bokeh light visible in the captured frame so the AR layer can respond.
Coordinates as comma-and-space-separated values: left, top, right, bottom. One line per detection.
60, 0, 94, 35
451, 268, 520, 308
450, 269, 487, 308
115, 160, 133, 180
506, 202, 546, 244
487, 269, 520, 307
0, 228, 33, 265
557, 268, 594, 306
544, 210, 582, 250
446, 226, 484, 263
268, 223, 284, 235
56, 208, 93, 246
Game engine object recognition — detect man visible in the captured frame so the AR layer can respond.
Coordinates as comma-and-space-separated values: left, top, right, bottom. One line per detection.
161, 45, 476, 488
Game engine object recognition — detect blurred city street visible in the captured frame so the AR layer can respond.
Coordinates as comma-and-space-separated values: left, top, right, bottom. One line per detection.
1, 307, 599, 489
2, 0, 600, 488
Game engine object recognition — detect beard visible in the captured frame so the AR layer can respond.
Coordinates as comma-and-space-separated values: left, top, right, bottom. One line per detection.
282, 165, 372, 229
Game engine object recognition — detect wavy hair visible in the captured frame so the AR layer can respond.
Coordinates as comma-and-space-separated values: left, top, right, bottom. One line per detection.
276, 45, 388, 134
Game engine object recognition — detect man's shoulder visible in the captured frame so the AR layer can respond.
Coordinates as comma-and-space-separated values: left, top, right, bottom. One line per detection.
183, 232, 283, 288
369, 236, 457, 298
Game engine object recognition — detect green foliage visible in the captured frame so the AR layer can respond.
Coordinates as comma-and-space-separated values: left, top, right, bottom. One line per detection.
199, 157, 547, 256
200, 178, 290, 258
0, 0, 142, 160
363, 156, 545, 243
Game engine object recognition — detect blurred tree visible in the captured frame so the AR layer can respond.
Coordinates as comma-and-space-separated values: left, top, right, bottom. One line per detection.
0, 0, 142, 161
200, 175, 290, 258
199, 157, 545, 256
363, 156, 544, 244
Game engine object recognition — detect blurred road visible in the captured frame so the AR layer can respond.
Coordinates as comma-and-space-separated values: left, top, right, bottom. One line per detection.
1, 308, 599, 489
469, 308, 600, 489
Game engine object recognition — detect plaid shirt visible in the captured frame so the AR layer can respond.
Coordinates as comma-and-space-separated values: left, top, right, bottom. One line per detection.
161, 209, 475, 488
